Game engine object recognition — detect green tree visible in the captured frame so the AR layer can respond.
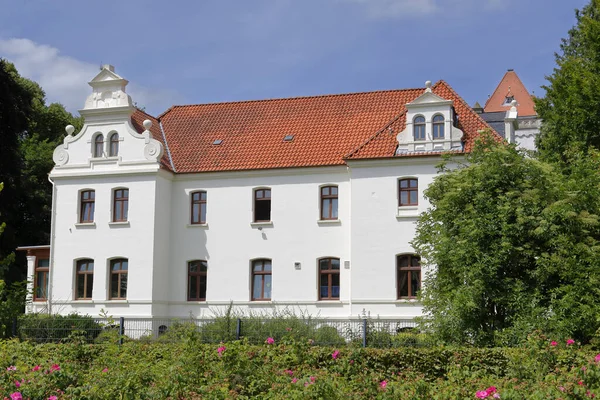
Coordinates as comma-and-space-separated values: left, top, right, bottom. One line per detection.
536, 0, 600, 163
413, 134, 600, 346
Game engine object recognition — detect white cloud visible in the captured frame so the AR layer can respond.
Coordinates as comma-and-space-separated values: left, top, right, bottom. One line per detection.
341, 0, 508, 19
0, 38, 177, 115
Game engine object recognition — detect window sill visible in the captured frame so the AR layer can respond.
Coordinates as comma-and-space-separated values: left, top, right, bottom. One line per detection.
105, 299, 128, 303
317, 219, 341, 225
250, 221, 273, 228
248, 300, 273, 305
72, 299, 94, 303
108, 221, 130, 227
397, 206, 419, 219
395, 298, 421, 303
75, 222, 96, 229
187, 223, 208, 228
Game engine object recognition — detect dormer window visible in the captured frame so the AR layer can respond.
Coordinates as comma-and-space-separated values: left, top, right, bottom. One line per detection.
413, 116, 426, 141
94, 134, 104, 158
503, 96, 515, 105
109, 133, 119, 157
432, 115, 445, 139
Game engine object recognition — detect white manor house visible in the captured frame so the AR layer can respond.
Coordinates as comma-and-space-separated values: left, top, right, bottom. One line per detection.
19, 65, 526, 321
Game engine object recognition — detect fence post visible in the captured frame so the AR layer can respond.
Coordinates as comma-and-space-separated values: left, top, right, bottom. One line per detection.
118, 317, 125, 346
11, 317, 17, 338
362, 318, 367, 348
236, 318, 241, 340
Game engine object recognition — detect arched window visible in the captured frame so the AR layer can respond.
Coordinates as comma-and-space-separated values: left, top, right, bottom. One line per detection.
254, 188, 271, 222
397, 254, 421, 299
79, 190, 95, 223
320, 186, 338, 220
110, 258, 128, 299
94, 134, 104, 157
398, 178, 418, 206
413, 116, 426, 141
318, 258, 340, 300
76, 259, 94, 300
251, 259, 272, 300
191, 191, 207, 224
109, 133, 119, 156
432, 115, 445, 139
113, 188, 129, 222
188, 260, 207, 301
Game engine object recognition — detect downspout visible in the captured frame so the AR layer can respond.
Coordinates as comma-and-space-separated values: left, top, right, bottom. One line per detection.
347, 165, 352, 318
47, 174, 57, 315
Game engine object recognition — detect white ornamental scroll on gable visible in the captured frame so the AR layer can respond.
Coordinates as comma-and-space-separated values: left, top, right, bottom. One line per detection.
52, 65, 163, 171
396, 81, 463, 154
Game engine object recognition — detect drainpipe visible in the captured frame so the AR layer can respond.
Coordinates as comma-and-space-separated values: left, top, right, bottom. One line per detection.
47, 174, 57, 315
347, 165, 352, 317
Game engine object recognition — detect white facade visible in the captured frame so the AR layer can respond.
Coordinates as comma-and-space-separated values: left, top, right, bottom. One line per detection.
27, 66, 469, 320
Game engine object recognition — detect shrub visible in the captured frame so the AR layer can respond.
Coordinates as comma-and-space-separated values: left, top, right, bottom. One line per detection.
18, 313, 102, 343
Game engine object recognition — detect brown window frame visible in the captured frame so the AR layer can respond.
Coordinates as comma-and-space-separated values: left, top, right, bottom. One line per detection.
79, 190, 95, 223
109, 133, 119, 157
75, 259, 94, 300
397, 254, 421, 299
109, 258, 128, 300
190, 191, 207, 225
318, 258, 340, 300
113, 188, 129, 222
413, 116, 426, 141
34, 257, 50, 301
94, 134, 104, 157
253, 188, 271, 222
320, 186, 338, 220
251, 259, 272, 301
187, 260, 208, 301
399, 178, 418, 206
432, 115, 445, 139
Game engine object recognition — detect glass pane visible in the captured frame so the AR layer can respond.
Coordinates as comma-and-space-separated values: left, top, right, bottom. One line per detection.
192, 204, 199, 223
200, 203, 207, 223
123, 200, 129, 220
253, 275, 262, 299
200, 192, 207, 201
398, 272, 408, 297
256, 190, 263, 199
121, 260, 128, 270
189, 262, 198, 273
253, 261, 262, 272
411, 256, 421, 267
319, 259, 329, 270
77, 275, 85, 298
400, 180, 408, 188
322, 187, 329, 196
331, 273, 340, 298
78, 263, 86, 272
398, 256, 408, 267
199, 275, 207, 299
189, 275, 198, 299
86, 275, 94, 298
320, 274, 329, 298
410, 179, 418, 188
120, 273, 127, 298
36, 271, 47, 298
263, 260, 271, 271
110, 274, 119, 298
38, 259, 49, 268
264, 190, 271, 199
90, 202, 95, 220
410, 191, 418, 204
264, 275, 272, 299
415, 116, 425, 123
331, 187, 338, 195
411, 271, 421, 296
88, 261, 94, 272
331, 259, 340, 270
400, 191, 408, 205
192, 192, 200, 202
200, 261, 208, 272
331, 199, 338, 219
111, 261, 120, 271
438, 125, 444, 138
322, 199, 331, 218
115, 205, 122, 221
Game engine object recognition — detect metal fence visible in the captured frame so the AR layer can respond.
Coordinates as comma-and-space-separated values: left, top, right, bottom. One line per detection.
14, 316, 426, 348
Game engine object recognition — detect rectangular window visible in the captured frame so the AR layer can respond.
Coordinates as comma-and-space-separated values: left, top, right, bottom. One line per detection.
188, 260, 208, 301
319, 258, 340, 300
110, 259, 128, 299
399, 179, 418, 206
251, 259, 272, 300
76, 259, 94, 300
254, 189, 271, 222
80, 190, 95, 223
397, 255, 421, 299
34, 258, 50, 301
191, 191, 207, 224
320, 186, 338, 220
113, 189, 129, 222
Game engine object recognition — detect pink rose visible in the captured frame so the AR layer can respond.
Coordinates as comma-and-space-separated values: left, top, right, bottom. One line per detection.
550, 341, 558, 347
14, 380, 20, 388
32, 365, 41, 372
476, 391, 489, 399
10, 393, 23, 400
595, 354, 600, 363
6, 366, 16, 371
310, 376, 316, 383
50, 364, 60, 372
102, 368, 109, 373
266, 337, 275, 345
217, 346, 226, 356
48, 396, 58, 400
292, 378, 298, 383
567, 339, 575, 346
332, 350, 340, 359
486, 386, 497, 395
284, 369, 293, 376
380, 380, 387, 389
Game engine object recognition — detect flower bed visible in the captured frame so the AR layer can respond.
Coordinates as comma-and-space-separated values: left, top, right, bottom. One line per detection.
1, 335, 599, 399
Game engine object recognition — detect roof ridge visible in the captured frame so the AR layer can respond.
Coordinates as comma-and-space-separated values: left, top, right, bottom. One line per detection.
159, 121, 176, 172
159, 87, 425, 114
134, 107, 158, 121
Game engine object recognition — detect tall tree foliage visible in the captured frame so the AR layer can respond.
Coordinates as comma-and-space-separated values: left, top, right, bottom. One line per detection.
413, 135, 600, 346
0, 59, 82, 283
536, 0, 600, 163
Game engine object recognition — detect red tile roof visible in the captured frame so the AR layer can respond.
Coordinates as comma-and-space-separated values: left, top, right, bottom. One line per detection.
484, 70, 536, 116
130, 109, 174, 171
132, 80, 498, 173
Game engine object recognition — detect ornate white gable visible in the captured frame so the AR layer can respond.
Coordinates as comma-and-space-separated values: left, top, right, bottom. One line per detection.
396, 81, 464, 153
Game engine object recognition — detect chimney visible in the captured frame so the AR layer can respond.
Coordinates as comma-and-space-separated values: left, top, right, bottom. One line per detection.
102, 64, 115, 72
504, 100, 518, 144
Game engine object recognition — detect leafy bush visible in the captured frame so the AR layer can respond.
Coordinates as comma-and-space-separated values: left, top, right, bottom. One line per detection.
18, 313, 102, 343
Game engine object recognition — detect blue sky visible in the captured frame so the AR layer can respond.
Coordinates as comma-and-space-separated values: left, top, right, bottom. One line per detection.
0, 0, 588, 116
